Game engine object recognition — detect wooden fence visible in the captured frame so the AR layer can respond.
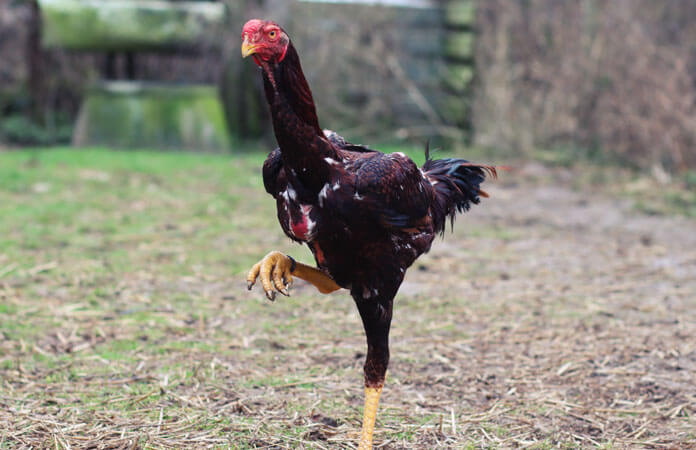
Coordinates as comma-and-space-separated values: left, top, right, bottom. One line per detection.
0, 0, 477, 147
226, 0, 476, 144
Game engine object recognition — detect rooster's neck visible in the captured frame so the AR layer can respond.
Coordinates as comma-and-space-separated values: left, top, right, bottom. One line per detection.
263, 43, 323, 139
262, 43, 338, 192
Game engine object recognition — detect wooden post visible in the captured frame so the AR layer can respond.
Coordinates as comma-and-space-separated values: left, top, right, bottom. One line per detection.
27, 0, 44, 121
443, 0, 475, 135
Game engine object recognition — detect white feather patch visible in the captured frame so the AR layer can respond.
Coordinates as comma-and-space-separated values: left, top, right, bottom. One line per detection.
287, 185, 298, 201
318, 183, 330, 207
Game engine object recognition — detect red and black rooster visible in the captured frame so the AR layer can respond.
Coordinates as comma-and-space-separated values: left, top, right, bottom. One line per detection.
242, 19, 496, 449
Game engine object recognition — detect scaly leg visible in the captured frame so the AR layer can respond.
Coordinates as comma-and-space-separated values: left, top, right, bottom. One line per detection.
359, 385, 383, 450
247, 251, 341, 300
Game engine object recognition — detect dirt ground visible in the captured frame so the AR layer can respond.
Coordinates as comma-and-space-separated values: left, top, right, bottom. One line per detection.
388, 162, 696, 447
1, 153, 694, 448
237, 161, 696, 448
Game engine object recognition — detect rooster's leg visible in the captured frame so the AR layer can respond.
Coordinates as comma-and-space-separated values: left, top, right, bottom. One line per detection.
355, 294, 393, 450
247, 251, 340, 300
360, 385, 383, 450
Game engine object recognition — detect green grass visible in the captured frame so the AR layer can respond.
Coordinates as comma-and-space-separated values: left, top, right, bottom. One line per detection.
0, 148, 268, 270
0, 147, 282, 443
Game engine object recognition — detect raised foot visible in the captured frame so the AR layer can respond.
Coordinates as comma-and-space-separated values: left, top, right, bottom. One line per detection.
246, 251, 294, 301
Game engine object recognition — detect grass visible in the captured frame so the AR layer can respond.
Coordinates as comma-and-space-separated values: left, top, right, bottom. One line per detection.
0, 147, 278, 446
0, 146, 694, 448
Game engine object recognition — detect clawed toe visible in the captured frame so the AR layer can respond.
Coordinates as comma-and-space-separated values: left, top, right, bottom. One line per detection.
246, 251, 294, 301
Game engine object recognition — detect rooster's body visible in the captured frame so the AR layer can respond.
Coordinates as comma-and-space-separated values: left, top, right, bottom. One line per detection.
264, 131, 490, 304
242, 19, 496, 449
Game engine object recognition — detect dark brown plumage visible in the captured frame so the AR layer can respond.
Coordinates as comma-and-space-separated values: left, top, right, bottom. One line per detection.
242, 19, 496, 449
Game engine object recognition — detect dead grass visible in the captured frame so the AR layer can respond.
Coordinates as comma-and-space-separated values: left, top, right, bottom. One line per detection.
0, 148, 695, 448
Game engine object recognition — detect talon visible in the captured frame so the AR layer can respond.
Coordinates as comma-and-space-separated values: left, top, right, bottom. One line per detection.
266, 290, 276, 301
247, 261, 261, 291
273, 264, 289, 296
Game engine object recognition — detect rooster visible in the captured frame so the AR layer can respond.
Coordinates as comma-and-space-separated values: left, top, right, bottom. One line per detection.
242, 19, 497, 449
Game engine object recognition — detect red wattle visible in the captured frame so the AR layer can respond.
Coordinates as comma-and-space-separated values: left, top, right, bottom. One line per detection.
290, 216, 309, 239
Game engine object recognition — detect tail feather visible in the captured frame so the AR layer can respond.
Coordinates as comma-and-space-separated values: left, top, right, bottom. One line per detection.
422, 155, 497, 235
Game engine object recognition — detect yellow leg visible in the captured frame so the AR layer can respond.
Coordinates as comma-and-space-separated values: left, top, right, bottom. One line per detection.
358, 386, 383, 450
292, 260, 341, 294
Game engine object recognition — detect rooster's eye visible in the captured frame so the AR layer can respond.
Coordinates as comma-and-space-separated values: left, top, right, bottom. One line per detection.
269, 30, 277, 39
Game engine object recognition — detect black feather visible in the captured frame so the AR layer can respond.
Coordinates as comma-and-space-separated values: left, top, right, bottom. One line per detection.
422, 158, 496, 235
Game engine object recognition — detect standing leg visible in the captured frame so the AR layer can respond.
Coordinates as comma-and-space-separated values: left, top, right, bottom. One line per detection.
354, 294, 393, 450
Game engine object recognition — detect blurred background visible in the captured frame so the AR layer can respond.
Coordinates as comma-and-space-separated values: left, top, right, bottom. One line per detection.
2, 2, 696, 446
1, 0, 694, 174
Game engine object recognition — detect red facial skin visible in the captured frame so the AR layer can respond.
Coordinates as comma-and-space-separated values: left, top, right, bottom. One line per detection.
241, 19, 290, 66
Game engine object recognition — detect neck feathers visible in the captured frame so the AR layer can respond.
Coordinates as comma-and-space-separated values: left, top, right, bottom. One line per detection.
264, 43, 322, 136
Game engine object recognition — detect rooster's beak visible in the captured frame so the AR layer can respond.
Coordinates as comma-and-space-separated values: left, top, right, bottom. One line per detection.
241, 36, 258, 58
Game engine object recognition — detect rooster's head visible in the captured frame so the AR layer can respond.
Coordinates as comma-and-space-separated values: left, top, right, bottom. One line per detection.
241, 19, 290, 66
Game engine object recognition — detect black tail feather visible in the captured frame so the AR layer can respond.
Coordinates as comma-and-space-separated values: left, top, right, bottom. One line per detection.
422, 156, 497, 235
